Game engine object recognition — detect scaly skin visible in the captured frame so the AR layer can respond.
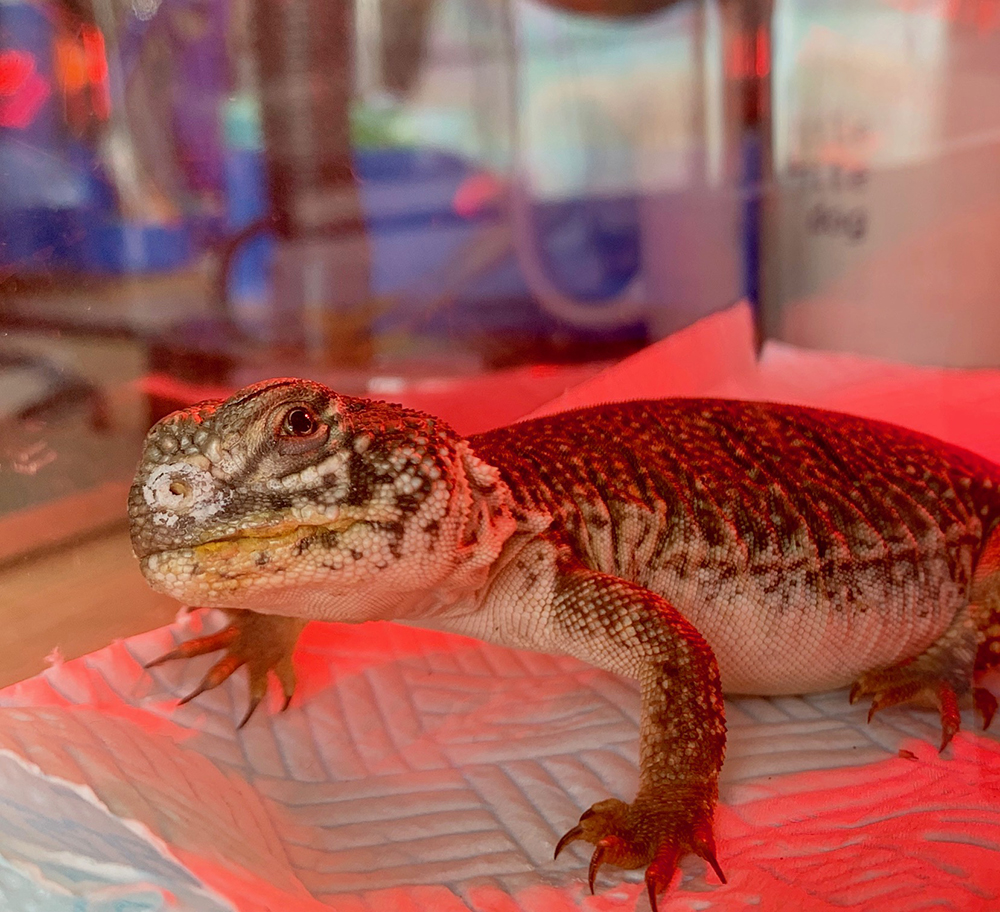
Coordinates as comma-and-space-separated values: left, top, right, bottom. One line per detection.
128, 379, 1000, 908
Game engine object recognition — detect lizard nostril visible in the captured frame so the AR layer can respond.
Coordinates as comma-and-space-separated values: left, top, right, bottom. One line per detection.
141, 462, 220, 518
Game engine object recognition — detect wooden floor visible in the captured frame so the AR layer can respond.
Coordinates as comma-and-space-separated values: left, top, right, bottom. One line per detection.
0, 525, 179, 688
0, 321, 182, 688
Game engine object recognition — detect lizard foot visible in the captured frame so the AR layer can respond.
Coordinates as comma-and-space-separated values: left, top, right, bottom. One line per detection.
849, 668, 968, 751
554, 794, 725, 911
146, 609, 307, 727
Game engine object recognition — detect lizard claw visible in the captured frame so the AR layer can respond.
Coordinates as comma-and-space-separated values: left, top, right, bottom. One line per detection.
974, 687, 998, 730
692, 824, 727, 884
146, 610, 307, 727
644, 843, 681, 912
588, 836, 624, 894
553, 824, 584, 860
178, 653, 244, 705
237, 690, 264, 730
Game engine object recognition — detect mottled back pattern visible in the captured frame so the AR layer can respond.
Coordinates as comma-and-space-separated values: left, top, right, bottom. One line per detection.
473, 399, 1000, 693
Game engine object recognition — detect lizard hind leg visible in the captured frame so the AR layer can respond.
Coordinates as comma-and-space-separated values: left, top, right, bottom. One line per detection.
969, 525, 1000, 731
849, 602, 980, 752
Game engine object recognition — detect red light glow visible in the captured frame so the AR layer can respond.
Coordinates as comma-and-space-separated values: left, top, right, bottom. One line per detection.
55, 39, 88, 93
452, 171, 505, 219
755, 26, 770, 78
0, 50, 50, 129
81, 26, 108, 85
727, 27, 770, 79
54, 24, 111, 122
0, 49, 33, 95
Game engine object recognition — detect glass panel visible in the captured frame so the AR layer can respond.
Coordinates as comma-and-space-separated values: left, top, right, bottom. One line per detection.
1, 0, 748, 574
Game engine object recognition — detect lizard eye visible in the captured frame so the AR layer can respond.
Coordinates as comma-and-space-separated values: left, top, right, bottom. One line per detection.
273, 403, 330, 456
280, 406, 319, 438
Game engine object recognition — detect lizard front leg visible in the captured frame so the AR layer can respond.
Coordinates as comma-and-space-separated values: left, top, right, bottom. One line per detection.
480, 542, 727, 908
147, 609, 307, 727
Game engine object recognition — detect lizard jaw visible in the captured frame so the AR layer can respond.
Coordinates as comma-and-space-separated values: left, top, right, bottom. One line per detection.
137, 517, 362, 606
190, 515, 358, 552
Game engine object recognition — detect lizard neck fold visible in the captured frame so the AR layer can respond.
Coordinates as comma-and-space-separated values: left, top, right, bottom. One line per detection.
400, 441, 552, 626
440, 442, 523, 594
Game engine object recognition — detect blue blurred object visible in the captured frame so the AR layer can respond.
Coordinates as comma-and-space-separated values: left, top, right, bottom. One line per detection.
116, 0, 229, 196
741, 130, 763, 314
0, 0, 211, 276
221, 95, 274, 324
220, 139, 646, 342
78, 218, 195, 274
1, 1, 729, 348
362, 145, 644, 341
0, 1, 91, 272
356, 146, 641, 306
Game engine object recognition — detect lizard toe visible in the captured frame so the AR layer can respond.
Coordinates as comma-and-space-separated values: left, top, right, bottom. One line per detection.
644, 843, 681, 912
178, 653, 244, 705
145, 623, 238, 668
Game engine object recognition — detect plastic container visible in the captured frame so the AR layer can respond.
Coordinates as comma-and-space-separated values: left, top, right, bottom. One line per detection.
762, 0, 1000, 367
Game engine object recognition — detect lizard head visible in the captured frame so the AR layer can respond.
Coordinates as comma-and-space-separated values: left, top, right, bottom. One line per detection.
128, 378, 516, 622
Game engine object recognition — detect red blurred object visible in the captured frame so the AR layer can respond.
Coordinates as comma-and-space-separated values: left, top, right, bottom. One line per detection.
0, 49, 33, 94
754, 25, 769, 78
882, 0, 1000, 32
452, 171, 505, 219
975, 1, 1000, 32
0, 49, 50, 129
80, 25, 106, 85
727, 25, 769, 79
54, 22, 111, 127
726, 26, 771, 79
81, 24, 109, 119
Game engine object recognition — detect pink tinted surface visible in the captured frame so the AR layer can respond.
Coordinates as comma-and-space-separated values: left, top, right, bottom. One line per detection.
1, 303, 998, 911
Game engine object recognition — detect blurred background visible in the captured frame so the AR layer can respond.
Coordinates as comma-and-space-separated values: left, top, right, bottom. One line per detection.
1, 0, 999, 680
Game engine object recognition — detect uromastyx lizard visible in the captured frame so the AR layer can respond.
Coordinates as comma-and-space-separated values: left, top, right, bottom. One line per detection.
128, 379, 1000, 908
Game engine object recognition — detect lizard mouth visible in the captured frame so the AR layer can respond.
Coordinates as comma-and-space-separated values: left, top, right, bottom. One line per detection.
138, 516, 359, 564
189, 516, 358, 556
